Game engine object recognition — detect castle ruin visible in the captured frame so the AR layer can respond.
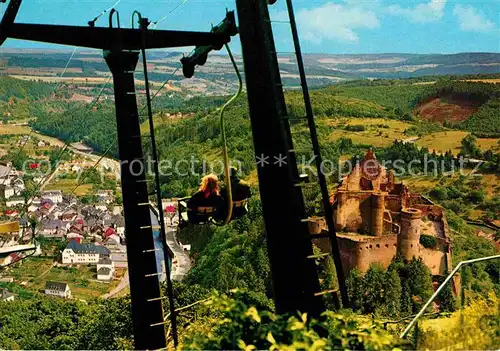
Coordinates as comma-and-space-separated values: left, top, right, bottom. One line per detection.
319, 150, 452, 278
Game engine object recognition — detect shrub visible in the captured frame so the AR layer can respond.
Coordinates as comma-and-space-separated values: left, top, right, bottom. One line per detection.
429, 187, 448, 200
467, 189, 485, 204
418, 293, 498, 350
182, 290, 402, 351
382, 268, 402, 317
420, 234, 438, 249
344, 125, 365, 132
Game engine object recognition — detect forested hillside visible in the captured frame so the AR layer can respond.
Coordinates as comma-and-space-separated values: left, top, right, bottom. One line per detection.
0, 72, 499, 349
0, 77, 54, 120
32, 100, 118, 155
0, 76, 53, 101
29, 77, 500, 192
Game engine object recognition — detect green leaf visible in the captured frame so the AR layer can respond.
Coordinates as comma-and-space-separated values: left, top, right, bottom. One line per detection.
245, 306, 261, 323
266, 332, 276, 344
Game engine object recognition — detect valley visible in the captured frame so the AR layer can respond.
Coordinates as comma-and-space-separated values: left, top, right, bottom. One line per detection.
0, 50, 498, 350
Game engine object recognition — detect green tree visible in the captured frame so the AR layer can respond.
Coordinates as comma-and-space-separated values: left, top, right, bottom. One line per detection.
437, 280, 456, 313
406, 258, 433, 313
382, 268, 402, 317
460, 134, 481, 158
346, 268, 364, 312
362, 264, 385, 314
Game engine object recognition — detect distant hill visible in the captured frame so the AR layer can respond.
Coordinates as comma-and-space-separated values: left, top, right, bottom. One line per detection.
0, 50, 499, 94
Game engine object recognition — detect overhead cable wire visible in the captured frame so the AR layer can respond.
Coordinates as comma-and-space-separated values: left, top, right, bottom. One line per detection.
2, 44, 84, 188
52, 46, 78, 97
67, 141, 115, 198
20, 75, 113, 215
0, 130, 33, 187
149, 0, 189, 29
88, 0, 122, 27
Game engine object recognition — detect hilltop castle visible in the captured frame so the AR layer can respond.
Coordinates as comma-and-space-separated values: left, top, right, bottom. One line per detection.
320, 150, 452, 277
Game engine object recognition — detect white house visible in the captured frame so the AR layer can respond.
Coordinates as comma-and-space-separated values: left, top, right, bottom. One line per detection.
97, 257, 115, 281
97, 257, 115, 271
33, 176, 44, 184
40, 220, 69, 237
27, 204, 39, 213
95, 203, 108, 212
0, 288, 14, 302
97, 190, 114, 204
11, 178, 25, 193
41, 190, 63, 204
45, 281, 71, 298
106, 234, 121, 245
0, 162, 12, 178
97, 267, 113, 281
112, 215, 125, 236
5, 198, 24, 207
62, 240, 111, 264
0, 185, 15, 199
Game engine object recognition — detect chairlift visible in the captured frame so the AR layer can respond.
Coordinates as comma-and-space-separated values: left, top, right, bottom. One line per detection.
176, 195, 249, 228
175, 18, 250, 228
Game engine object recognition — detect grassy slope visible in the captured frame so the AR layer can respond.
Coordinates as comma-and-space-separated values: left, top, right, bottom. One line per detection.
3, 257, 112, 300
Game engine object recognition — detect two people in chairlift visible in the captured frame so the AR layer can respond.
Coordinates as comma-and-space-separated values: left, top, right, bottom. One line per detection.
186, 167, 251, 224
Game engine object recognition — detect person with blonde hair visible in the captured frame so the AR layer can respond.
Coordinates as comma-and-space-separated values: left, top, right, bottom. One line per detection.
186, 174, 223, 223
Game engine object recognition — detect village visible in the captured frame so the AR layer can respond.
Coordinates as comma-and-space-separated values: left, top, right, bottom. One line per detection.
0, 137, 131, 301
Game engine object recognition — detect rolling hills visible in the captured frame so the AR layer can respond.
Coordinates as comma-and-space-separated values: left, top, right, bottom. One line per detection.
1, 49, 499, 95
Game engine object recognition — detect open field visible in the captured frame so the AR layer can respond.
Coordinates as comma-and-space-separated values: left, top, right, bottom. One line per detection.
4, 257, 112, 300
11, 75, 177, 90
416, 131, 500, 154
321, 117, 412, 147
1, 67, 82, 76
44, 178, 93, 196
477, 173, 500, 198
400, 175, 441, 194
462, 78, 500, 84
11, 75, 111, 84
416, 131, 469, 154
477, 138, 500, 152
0, 125, 65, 147
402, 171, 499, 221
0, 124, 31, 135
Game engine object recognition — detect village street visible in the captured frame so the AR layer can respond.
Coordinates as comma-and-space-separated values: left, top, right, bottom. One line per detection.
102, 270, 129, 299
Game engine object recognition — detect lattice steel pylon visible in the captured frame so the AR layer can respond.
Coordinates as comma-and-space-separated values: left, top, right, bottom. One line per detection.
0, 1, 237, 349
234, 0, 348, 316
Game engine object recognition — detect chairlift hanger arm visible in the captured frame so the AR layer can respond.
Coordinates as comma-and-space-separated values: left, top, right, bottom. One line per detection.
6, 23, 231, 50
181, 11, 238, 78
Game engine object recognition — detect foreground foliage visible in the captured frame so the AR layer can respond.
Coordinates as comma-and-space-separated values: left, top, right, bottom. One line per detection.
0, 296, 133, 350
418, 293, 499, 350
182, 290, 402, 351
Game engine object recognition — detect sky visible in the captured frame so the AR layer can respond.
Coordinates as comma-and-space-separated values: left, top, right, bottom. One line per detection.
2, 0, 499, 54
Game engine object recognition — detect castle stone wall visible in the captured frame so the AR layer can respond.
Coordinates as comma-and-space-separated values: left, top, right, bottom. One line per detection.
335, 192, 373, 233
337, 234, 398, 274
421, 247, 448, 275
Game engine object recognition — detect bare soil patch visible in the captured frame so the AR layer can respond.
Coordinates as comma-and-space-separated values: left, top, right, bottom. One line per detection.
416, 94, 483, 123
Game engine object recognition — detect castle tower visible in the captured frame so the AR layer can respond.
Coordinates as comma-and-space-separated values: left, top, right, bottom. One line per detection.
370, 192, 385, 237
334, 191, 347, 231
398, 208, 422, 260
